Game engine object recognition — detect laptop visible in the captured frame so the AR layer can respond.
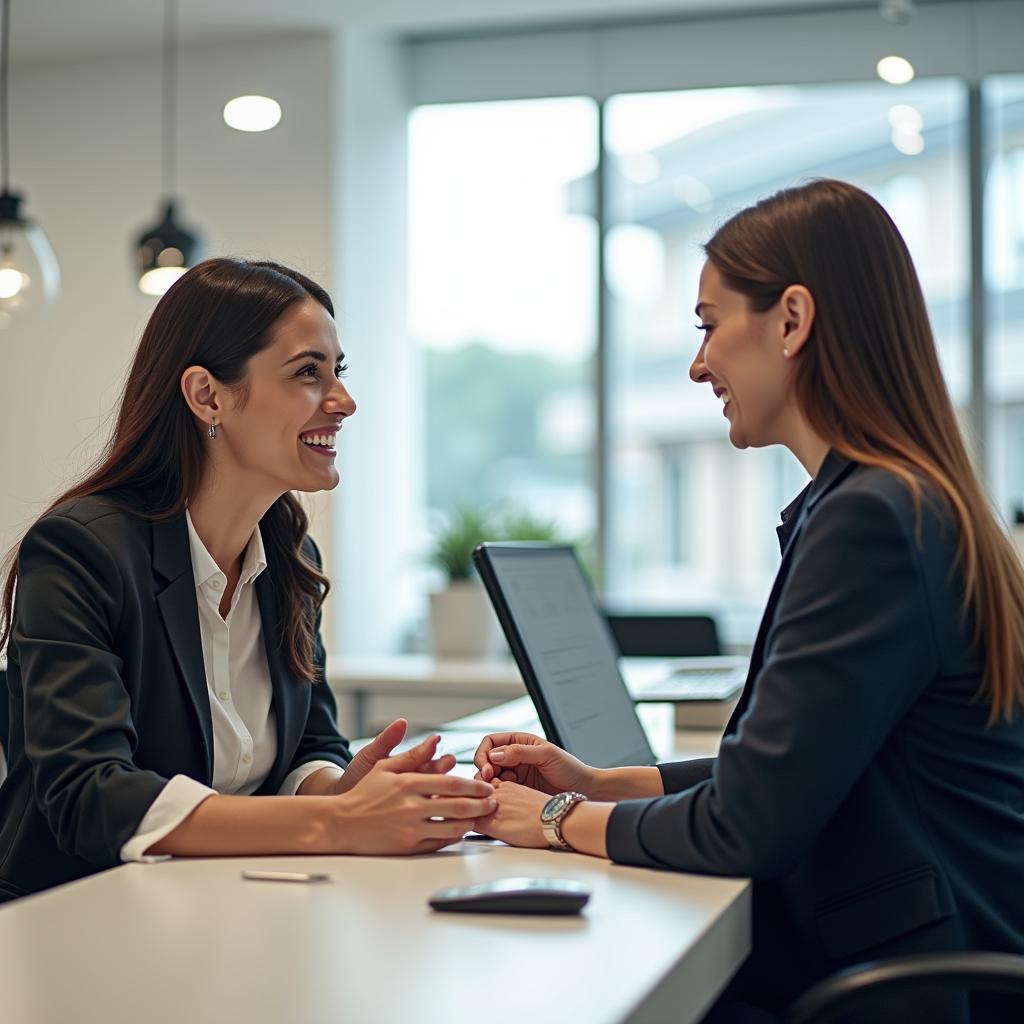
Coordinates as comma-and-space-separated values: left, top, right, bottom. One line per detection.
472, 542, 657, 769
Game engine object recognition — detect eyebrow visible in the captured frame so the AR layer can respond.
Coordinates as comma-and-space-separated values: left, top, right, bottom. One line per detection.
694, 302, 717, 317
283, 348, 346, 366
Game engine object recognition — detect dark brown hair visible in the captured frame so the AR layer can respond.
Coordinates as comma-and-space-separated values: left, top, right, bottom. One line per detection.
1, 257, 334, 682
705, 178, 1024, 722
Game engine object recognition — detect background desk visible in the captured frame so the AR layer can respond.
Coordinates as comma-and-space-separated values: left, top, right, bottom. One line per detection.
326, 655, 739, 739
0, 842, 749, 1024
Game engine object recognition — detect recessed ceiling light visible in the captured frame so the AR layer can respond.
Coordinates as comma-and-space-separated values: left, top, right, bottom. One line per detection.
876, 55, 915, 85
888, 104, 923, 133
891, 129, 925, 156
223, 95, 282, 133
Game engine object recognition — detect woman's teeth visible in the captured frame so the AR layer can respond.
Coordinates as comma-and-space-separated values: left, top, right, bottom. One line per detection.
301, 434, 336, 447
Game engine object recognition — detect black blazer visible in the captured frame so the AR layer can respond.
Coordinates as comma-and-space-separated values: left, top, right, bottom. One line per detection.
607, 451, 1024, 1021
0, 490, 351, 902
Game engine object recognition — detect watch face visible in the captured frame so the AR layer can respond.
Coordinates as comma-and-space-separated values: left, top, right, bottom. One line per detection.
542, 792, 572, 822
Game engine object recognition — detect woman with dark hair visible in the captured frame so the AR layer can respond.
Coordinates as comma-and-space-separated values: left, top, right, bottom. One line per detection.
468, 180, 1024, 1022
0, 257, 495, 902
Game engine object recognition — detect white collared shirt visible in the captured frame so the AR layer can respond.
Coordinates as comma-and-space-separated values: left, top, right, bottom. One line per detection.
120, 511, 337, 862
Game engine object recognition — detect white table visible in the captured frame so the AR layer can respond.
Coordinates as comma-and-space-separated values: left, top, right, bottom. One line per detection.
0, 843, 749, 1024
0, 695, 749, 1024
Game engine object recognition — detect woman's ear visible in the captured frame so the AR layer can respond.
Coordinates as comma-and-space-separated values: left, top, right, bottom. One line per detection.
779, 284, 815, 360
180, 365, 223, 428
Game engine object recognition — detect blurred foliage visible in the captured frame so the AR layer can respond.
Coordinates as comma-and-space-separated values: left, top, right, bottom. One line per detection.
425, 341, 583, 510
429, 501, 600, 587
428, 505, 494, 581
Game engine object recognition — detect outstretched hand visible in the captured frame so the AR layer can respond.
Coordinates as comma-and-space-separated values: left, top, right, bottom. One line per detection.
334, 719, 457, 795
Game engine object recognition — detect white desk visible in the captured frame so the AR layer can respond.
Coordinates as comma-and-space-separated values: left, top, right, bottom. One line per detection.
0, 694, 748, 1024
326, 655, 740, 737
0, 843, 749, 1024
327, 655, 527, 735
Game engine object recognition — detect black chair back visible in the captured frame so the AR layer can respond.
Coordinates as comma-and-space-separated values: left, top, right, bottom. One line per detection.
604, 612, 721, 658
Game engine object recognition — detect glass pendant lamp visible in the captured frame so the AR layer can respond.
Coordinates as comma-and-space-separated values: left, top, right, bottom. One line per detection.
133, 0, 201, 296
0, 0, 60, 326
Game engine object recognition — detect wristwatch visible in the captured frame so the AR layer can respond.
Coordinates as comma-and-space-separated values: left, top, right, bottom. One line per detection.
540, 791, 588, 851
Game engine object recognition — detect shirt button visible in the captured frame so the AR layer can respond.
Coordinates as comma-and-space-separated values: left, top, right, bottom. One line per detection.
210, 577, 224, 591
242, 753, 252, 764
219, 691, 229, 701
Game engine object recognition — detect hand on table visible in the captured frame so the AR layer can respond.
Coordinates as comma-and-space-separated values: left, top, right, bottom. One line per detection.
334, 733, 496, 855
473, 732, 595, 796
472, 780, 549, 849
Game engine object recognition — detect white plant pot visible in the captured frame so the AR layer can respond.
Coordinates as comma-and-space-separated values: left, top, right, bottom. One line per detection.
428, 580, 503, 659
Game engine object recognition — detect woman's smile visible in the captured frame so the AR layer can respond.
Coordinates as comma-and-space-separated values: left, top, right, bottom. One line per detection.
299, 426, 339, 458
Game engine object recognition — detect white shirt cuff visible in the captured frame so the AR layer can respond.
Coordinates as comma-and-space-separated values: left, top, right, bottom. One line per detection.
120, 774, 217, 863
279, 760, 343, 797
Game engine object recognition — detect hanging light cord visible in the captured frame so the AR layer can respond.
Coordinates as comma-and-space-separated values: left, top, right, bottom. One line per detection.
162, 0, 178, 199
1, 0, 11, 194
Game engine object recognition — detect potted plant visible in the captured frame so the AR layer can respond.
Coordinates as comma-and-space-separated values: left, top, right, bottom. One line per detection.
427, 505, 502, 659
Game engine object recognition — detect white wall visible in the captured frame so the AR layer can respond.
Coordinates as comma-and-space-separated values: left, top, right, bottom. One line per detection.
330, 29, 424, 656
0, 33, 337, 611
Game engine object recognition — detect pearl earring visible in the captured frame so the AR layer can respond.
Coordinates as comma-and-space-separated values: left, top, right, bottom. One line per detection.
208, 421, 217, 439
783, 347, 790, 358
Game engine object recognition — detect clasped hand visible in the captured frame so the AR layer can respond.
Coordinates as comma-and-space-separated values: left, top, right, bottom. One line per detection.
469, 732, 596, 848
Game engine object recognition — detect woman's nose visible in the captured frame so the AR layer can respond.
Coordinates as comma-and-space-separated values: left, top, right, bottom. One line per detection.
326, 381, 356, 417
689, 340, 710, 384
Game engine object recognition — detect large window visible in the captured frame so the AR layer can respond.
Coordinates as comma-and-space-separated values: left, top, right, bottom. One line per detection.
985, 76, 1024, 522
406, 72, 1019, 650
408, 99, 599, 543
602, 81, 968, 640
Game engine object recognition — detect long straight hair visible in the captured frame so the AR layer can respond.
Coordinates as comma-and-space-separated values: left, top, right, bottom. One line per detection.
1, 257, 334, 682
705, 179, 1024, 723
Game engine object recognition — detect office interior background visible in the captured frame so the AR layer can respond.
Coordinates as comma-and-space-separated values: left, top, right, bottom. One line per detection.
2, 0, 1023, 667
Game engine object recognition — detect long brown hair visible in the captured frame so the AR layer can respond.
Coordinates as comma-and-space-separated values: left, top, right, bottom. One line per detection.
705, 178, 1024, 723
1, 257, 333, 682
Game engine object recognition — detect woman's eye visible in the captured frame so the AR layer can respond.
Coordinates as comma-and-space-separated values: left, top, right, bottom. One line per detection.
298, 363, 319, 378
695, 322, 715, 338
335, 363, 349, 380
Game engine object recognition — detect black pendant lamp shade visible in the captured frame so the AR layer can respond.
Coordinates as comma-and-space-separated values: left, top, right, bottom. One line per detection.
133, 0, 202, 295
0, 0, 60, 322
135, 198, 200, 296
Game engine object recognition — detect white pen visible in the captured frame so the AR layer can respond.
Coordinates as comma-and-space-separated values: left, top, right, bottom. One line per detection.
241, 870, 331, 883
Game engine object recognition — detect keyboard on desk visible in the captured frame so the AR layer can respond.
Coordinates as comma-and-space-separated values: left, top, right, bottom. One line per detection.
632, 669, 745, 702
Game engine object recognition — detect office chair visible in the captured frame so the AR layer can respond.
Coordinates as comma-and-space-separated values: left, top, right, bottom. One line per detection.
603, 611, 721, 658
784, 952, 1024, 1024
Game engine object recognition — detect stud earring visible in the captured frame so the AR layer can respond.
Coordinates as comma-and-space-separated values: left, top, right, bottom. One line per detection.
208, 421, 217, 439
783, 347, 790, 358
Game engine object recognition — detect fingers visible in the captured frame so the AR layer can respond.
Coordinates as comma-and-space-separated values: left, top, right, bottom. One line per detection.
426, 795, 497, 820
404, 774, 494, 798
478, 762, 495, 783
419, 818, 480, 840
383, 733, 441, 772
487, 743, 549, 768
419, 753, 457, 776
472, 732, 531, 773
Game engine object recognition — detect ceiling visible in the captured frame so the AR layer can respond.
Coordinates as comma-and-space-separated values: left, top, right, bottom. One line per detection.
15, 0, 883, 67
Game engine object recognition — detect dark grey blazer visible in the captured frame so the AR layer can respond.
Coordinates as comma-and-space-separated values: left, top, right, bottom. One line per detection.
607, 451, 1024, 1021
0, 490, 351, 902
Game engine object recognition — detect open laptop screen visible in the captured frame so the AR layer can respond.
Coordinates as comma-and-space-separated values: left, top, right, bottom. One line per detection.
474, 543, 655, 769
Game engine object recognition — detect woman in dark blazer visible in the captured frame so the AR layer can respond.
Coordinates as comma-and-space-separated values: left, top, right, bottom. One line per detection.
0, 258, 495, 902
468, 181, 1024, 1023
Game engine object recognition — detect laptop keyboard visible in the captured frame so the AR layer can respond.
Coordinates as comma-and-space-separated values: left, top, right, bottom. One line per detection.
632, 669, 745, 702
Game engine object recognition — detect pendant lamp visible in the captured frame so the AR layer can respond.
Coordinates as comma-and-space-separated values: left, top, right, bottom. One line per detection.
0, 0, 60, 325
134, 0, 201, 296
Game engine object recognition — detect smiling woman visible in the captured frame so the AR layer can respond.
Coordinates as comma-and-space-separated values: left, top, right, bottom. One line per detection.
0, 257, 495, 903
